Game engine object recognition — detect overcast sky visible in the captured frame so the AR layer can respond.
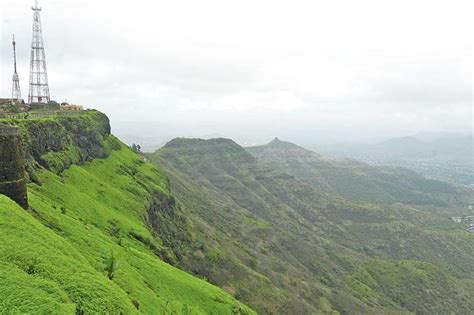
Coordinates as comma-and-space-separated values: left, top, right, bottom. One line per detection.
1, 0, 472, 144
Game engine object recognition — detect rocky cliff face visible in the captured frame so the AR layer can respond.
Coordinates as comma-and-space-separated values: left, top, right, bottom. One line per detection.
0, 110, 113, 207
0, 110, 191, 265
0, 124, 28, 209
1, 110, 112, 175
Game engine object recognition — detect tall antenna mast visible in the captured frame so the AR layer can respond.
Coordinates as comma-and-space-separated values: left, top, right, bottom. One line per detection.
11, 34, 22, 102
28, 0, 50, 104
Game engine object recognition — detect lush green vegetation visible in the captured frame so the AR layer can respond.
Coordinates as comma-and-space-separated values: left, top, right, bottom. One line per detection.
2, 112, 472, 314
0, 145, 254, 314
0, 115, 254, 314
149, 137, 474, 314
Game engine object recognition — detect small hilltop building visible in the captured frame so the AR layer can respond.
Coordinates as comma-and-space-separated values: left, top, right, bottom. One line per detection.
60, 102, 84, 111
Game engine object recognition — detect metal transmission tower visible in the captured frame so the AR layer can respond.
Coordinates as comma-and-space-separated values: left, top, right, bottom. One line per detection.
28, 0, 50, 104
11, 35, 22, 102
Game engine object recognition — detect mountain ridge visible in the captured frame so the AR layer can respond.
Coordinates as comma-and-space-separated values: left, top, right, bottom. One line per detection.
246, 137, 460, 207
148, 136, 474, 314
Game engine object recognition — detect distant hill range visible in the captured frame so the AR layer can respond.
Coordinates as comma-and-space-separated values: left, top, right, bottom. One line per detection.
368, 134, 472, 161
315, 134, 473, 185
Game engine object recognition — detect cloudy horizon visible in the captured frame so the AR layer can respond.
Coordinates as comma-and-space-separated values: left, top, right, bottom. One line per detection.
1, 0, 472, 145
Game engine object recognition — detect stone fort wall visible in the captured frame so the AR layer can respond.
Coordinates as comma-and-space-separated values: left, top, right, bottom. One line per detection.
0, 124, 28, 209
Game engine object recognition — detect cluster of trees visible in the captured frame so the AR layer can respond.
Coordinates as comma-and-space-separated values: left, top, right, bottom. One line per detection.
131, 143, 142, 153
3, 100, 60, 114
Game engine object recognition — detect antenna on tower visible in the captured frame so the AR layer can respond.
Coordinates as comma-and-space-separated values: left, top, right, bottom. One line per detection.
11, 34, 22, 102
32, 0, 41, 11
29, 0, 50, 105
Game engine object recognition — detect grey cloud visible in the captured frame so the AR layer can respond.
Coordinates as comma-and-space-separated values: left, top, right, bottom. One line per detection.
1, 0, 472, 141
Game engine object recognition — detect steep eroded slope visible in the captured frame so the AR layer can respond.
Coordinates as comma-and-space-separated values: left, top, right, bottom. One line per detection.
0, 114, 254, 314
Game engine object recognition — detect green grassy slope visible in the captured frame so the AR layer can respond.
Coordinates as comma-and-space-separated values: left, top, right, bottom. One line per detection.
149, 137, 474, 314
0, 115, 254, 314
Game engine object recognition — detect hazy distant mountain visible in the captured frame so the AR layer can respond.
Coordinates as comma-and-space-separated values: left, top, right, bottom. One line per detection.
372, 135, 473, 161
414, 131, 472, 142
317, 134, 473, 185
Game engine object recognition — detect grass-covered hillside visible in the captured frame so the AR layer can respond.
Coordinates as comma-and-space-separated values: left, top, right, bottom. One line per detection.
0, 113, 254, 314
149, 137, 474, 314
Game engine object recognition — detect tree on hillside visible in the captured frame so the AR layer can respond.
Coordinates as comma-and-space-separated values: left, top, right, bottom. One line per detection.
47, 100, 60, 108
104, 250, 120, 280
131, 143, 142, 154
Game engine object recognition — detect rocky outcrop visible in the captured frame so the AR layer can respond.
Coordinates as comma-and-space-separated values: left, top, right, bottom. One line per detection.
0, 110, 114, 207
0, 124, 28, 209
4, 110, 112, 174
146, 192, 194, 265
